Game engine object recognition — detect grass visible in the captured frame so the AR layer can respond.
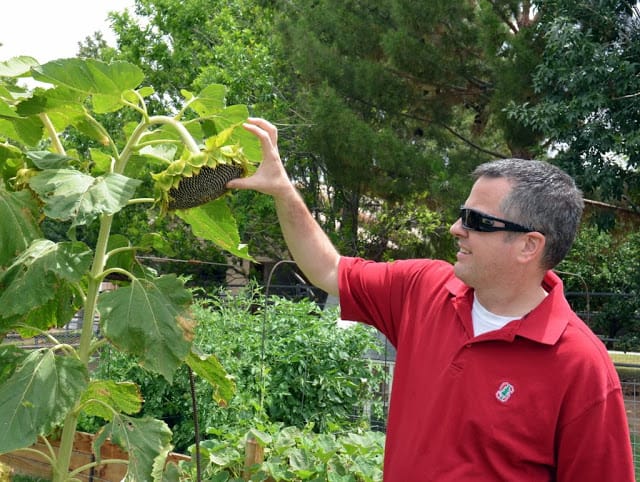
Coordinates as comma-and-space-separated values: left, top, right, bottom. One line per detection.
610, 351, 640, 363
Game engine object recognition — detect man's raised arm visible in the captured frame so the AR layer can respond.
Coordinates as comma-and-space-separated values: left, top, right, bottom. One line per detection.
226, 118, 340, 296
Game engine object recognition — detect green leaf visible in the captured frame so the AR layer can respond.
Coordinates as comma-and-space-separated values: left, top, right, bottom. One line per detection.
31, 59, 144, 113
11, 115, 45, 146
162, 462, 182, 482
176, 200, 253, 260
16, 86, 86, 128
264, 460, 293, 480
212, 105, 261, 163
0, 239, 92, 319
0, 56, 38, 77
0, 349, 88, 454
3, 280, 82, 336
185, 350, 235, 406
81, 380, 142, 421
138, 143, 178, 164
0, 345, 28, 385
0, 98, 18, 118
26, 150, 75, 169
28, 169, 142, 227
247, 428, 272, 447
215, 104, 249, 126
0, 186, 42, 268
0, 119, 21, 144
91, 94, 123, 114
89, 148, 113, 175
289, 448, 314, 473
73, 116, 112, 143
139, 233, 175, 257
98, 275, 194, 382
189, 84, 228, 116
328, 473, 355, 482
0, 143, 23, 175
94, 415, 173, 482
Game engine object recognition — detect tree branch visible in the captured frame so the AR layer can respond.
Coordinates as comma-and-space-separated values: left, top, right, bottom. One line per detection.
583, 198, 640, 217
436, 121, 510, 159
486, 0, 519, 34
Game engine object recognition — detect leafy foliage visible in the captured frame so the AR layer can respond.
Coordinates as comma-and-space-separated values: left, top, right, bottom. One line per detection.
507, 1, 640, 207
0, 56, 259, 480
0, 349, 88, 453
558, 225, 640, 349
249, 297, 385, 431
108, 0, 279, 112
177, 424, 385, 481
87, 289, 387, 453
271, 0, 549, 257
89, 0, 288, 260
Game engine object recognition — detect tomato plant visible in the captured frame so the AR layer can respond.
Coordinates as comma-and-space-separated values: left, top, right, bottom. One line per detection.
0, 56, 261, 481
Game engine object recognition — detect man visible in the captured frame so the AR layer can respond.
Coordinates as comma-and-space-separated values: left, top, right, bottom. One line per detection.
227, 118, 635, 481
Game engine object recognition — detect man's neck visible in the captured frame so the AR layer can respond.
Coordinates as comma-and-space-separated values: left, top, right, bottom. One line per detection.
474, 282, 548, 318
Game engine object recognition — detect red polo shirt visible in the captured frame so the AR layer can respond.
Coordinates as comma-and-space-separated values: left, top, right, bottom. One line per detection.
339, 257, 634, 481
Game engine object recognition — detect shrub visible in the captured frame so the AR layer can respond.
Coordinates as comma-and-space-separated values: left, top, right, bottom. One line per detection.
558, 226, 640, 349
86, 287, 387, 452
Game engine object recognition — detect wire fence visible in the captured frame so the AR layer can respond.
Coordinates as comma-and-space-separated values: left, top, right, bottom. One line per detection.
621, 373, 640, 474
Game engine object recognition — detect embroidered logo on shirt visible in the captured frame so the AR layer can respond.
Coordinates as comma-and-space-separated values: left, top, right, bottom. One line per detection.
496, 382, 515, 403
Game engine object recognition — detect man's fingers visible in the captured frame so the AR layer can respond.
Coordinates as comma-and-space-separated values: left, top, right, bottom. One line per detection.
244, 117, 278, 146
230, 117, 284, 195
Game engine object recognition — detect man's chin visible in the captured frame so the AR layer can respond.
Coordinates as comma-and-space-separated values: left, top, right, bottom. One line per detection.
453, 264, 472, 286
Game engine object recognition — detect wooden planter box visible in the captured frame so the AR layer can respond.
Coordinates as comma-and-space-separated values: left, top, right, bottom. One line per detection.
0, 431, 189, 481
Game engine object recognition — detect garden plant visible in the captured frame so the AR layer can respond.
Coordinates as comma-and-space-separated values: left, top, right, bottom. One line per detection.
88, 291, 389, 480
0, 56, 261, 481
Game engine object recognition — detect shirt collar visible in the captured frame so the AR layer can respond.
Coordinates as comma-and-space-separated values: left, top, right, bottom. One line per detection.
446, 271, 572, 345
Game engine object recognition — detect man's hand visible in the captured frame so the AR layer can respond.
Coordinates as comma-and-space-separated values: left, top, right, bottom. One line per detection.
226, 117, 294, 199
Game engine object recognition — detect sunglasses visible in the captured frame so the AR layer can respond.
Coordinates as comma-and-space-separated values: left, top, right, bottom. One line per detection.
459, 207, 537, 233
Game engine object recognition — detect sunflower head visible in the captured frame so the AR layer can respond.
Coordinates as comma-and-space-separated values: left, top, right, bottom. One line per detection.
153, 144, 251, 212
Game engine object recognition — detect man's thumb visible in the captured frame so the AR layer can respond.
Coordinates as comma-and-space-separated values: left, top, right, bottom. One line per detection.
226, 177, 250, 190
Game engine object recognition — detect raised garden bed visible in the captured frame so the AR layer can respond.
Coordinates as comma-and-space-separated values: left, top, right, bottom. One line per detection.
0, 432, 189, 482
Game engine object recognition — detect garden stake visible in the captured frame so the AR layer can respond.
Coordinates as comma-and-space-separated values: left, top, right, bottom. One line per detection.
188, 366, 202, 482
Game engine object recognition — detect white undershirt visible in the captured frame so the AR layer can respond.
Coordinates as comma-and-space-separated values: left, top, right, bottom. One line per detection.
472, 294, 519, 336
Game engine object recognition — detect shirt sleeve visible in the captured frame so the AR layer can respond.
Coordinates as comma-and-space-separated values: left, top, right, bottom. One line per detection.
556, 387, 635, 481
339, 257, 399, 344
338, 256, 453, 347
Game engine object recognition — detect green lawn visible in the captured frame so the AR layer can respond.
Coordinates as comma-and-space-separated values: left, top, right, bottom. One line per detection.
610, 350, 640, 367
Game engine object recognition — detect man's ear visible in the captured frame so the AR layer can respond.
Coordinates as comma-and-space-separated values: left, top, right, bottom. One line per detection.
518, 232, 546, 264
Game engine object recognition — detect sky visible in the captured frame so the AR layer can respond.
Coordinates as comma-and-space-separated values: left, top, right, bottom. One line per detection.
1, 1, 136, 64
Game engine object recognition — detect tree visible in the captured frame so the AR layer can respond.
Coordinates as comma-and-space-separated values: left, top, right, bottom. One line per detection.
274, 0, 640, 258
508, 1, 640, 210
274, 0, 549, 258
108, 0, 279, 114
97, 0, 640, 262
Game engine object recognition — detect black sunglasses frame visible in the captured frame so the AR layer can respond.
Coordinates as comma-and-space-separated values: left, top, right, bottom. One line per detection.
459, 207, 537, 233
